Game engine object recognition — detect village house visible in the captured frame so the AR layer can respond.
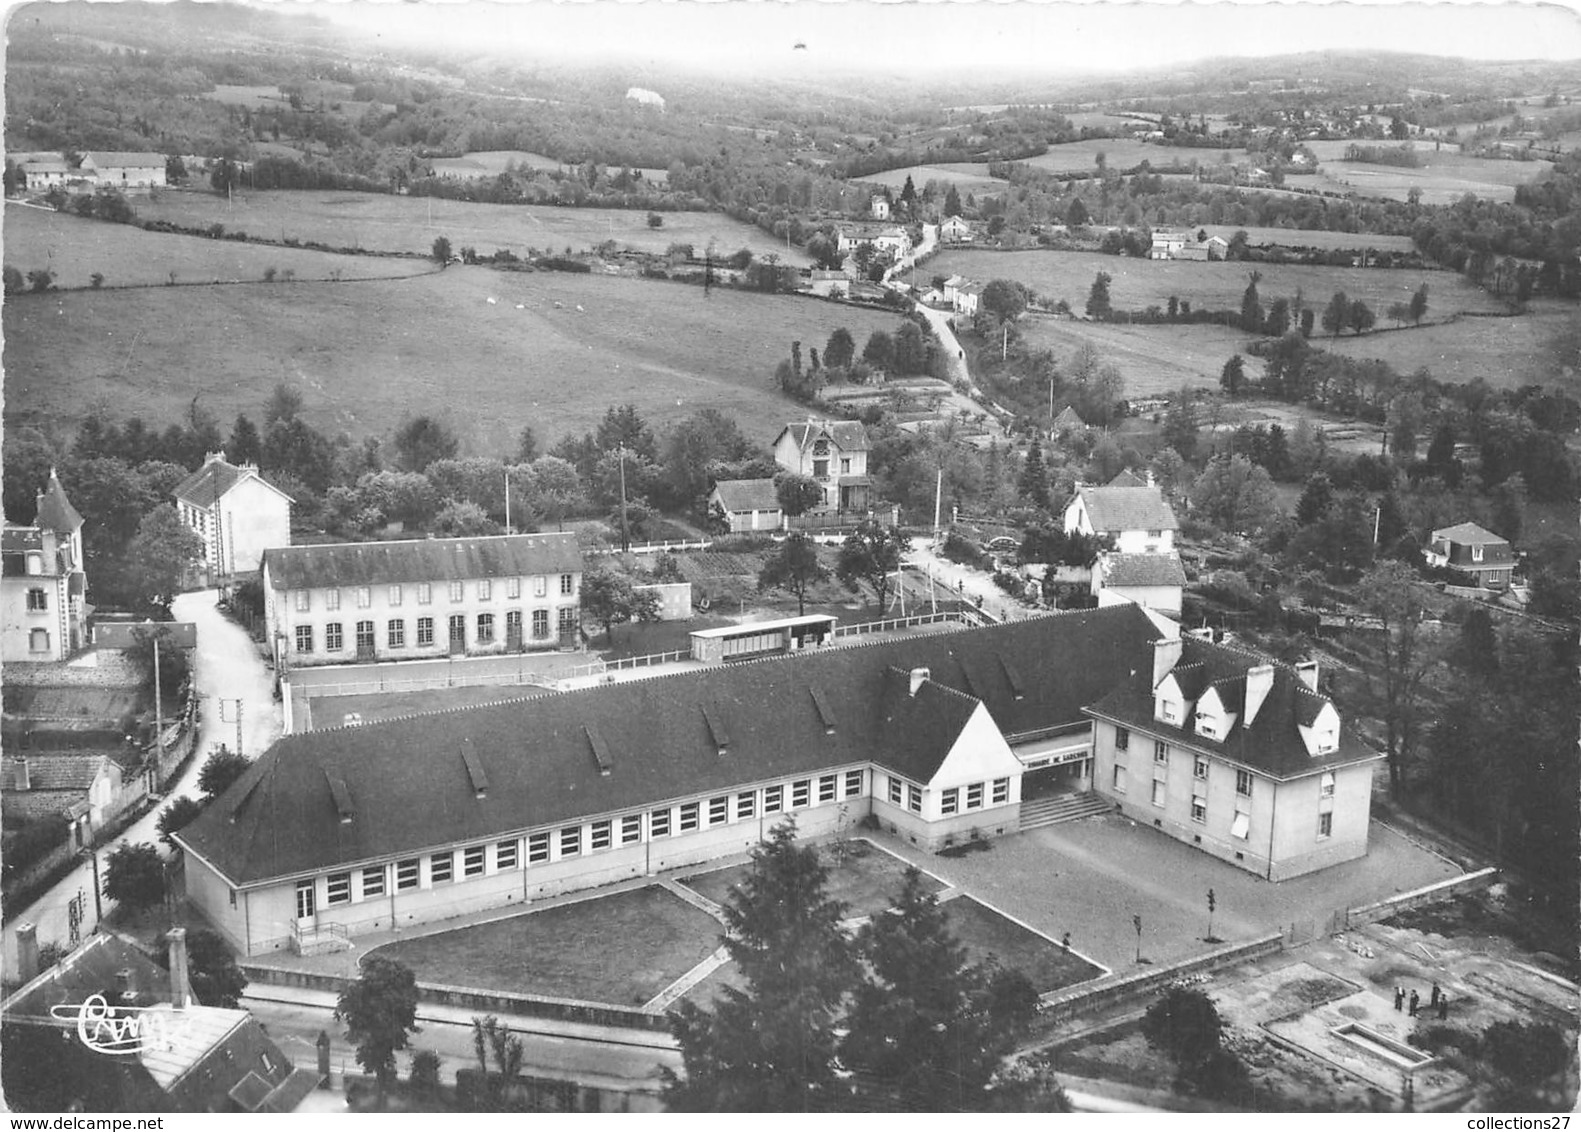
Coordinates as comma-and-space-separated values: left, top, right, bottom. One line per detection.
939, 215, 973, 243
1176, 235, 1230, 261
2, 471, 87, 664
835, 223, 910, 258
261, 532, 584, 670
709, 479, 785, 534
1091, 553, 1187, 617
1051, 405, 1088, 437
1, 753, 124, 846
1087, 634, 1380, 880
78, 151, 167, 192
773, 419, 872, 512
1423, 521, 1516, 590
172, 453, 294, 583
804, 268, 850, 296
952, 280, 984, 318
1065, 470, 1186, 615
1150, 230, 1189, 260
869, 193, 891, 220
14, 153, 71, 191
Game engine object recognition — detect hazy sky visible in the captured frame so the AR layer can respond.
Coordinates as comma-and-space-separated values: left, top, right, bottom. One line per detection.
304, 0, 1581, 75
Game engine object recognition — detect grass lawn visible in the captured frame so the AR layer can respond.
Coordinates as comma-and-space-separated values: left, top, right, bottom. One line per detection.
681, 839, 946, 920
309, 684, 551, 730
597, 615, 733, 660
859, 163, 1008, 196
941, 896, 1101, 993
924, 248, 1502, 317
368, 885, 721, 1006
3, 265, 906, 454
3, 204, 430, 290
136, 188, 805, 263
1191, 225, 1418, 254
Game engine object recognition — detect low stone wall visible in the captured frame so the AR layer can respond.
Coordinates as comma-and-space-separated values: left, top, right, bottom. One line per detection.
1346, 867, 1499, 928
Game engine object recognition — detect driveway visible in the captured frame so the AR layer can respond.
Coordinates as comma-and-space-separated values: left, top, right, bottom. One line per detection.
903, 542, 1031, 623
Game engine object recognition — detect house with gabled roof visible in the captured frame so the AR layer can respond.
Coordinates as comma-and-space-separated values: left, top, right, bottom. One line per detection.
1423, 522, 1515, 590
78, 151, 167, 192
939, 216, 973, 243
2, 753, 124, 838
2, 470, 88, 663
261, 532, 583, 669
1066, 471, 1186, 614
173, 453, 293, 582
1052, 405, 1088, 436
1093, 553, 1187, 616
709, 479, 784, 534
1086, 633, 1381, 880
774, 420, 872, 513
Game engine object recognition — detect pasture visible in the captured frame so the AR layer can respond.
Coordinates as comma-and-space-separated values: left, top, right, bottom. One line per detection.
135, 188, 808, 264
1021, 138, 1166, 175
3, 202, 431, 289
1301, 140, 1551, 205
923, 248, 1503, 316
1015, 319, 1251, 396
859, 162, 1007, 196
2, 265, 905, 453
429, 150, 669, 185
1190, 225, 1418, 254
1320, 305, 1573, 391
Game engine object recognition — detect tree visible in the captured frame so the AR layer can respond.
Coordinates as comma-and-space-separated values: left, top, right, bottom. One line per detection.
227, 413, 262, 466
2, 265, 24, 295
1085, 271, 1113, 319
1357, 560, 1442, 795
209, 157, 240, 195
27, 268, 54, 292
431, 235, 452, 266
1264, 297, 1291, 338
1294, 472, 1334, 526
1409, 282, 1429, 326
892, 320, 928, 375
164, 154, 187, 184
944, 184, 963, 217
1321, 290, 1350, 338
103, 843, 165, 915
982, 279, 1027, 322
393, 416, 459, 473
1219, 354, 1246, 397
775, 473, 823, 519
1227, 229, 1250, 260
647, 211, 664, 228
1347, 298, 1376, 335
1190, 455, 1279, 535
1018, 438, 1050, 509
125, 504, 204, 618
1240, 272, 1263, 334
336, 957, 420, 1105
1142, 986, 1251, 1101
664, 820, 858, 1111
1482, 1021, 1571, 1108
264, 382, 304, 427
157, 796, 204, 847
469, 1015, 526, 1111
758, 534, 829, 616
187, 928, 248, 1008
836, 521, 911, 612
1160, 396, 1201, 463
841, 867, 1035, 1110
1065, 197, 1089, 227
824, 327, 856, 371
198, 745, 250, 803
580, 567, 660, 644
861, 330, 894, 373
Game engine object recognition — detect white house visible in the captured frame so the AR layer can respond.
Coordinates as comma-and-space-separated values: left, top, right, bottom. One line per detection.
939, 216, 973, 243
172, 453, 293, 581
836, 224, 909, 258
870, 194, 891, 220
1065, 471, 1185, 614
773, 420, 872, 512
953, 281, 984, 318
78, 152, 167, 192
1, 471, 87, 664
710, 479, 784, 533
1151, 231, 1189, 260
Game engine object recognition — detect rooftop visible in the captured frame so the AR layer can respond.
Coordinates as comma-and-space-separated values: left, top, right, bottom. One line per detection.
712, 478, 781, 513
262, 531, 582, 591
172, 454, 292, 509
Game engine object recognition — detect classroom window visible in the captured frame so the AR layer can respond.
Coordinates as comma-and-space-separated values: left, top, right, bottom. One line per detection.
736, 792, 755, 820
560, 827, 581, 857
965, 783, 984, 810
325, 589, 341, 612
477, 613, 495, 643
1113, 765, 1127, 793
1236, 769, 1253, 797
496, 839, 519, 870
558, 608, 577, 635
1318, 811, 1333, 839
844, 769, 864, 798
396, 859, 419, 891
621, 815, 642, 844
325, 623, 343, 651
463, 845, 485, 877
590, 820, 612, 850
1194, 756, 1209, 780
888, 776, 903, 805
1321, 772, 1336, 798
1191, 799, 1207, 824
1154, 740, 1168, 763
430, 852, 453, 884
527, 832, 550, 863
532, 610, 550, 638
506, 577, 521, 599
355, 621, 375, 652
388, 585, 403, 607
708, 795, 728, 825
416, 617, 435, 646
534, 576, 548, 598
449, 581, 465, 603
818, 775, 837, 803
560, 573, 574, 595
295, 625, 314, 653
907, 784, 922, 813
941, 788, 958, 815
992, 778, 1010, 805
650, 808, 671, 838
362, 866, 385, 899
417, 583, 432, 605
679, 802, 700, 832
792, 780, 810, 809
763, 785, 783, 814
478, 579, 492, 601
25, 588, 46, 612
326, 872, 351, 906
1114, 726, 1129, 751
356, 586, 372, 609
1152, 780, 1167, 807
388, 619, 405, 648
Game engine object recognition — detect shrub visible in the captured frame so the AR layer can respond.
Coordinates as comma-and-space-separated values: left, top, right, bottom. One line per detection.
3, 265, 25, 294
89, 272, 104, 289
0, 814, 71, 881
409, 1050, 442, 1095
263, 266, 277, 282
27, 268, 54, 292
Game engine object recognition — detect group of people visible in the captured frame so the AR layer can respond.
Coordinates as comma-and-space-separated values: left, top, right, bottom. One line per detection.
1393, 980, 1451, 1020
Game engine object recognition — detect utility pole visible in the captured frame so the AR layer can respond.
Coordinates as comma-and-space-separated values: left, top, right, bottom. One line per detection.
87, 848, 102, 926
504, 467, 512, 535
617, 446, 631, 553
933, 468, 943, 543
153, 638, 165, 786
235, 698, 243, 759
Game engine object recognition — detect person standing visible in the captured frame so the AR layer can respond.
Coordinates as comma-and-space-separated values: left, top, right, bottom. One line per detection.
1394, 986, 1405, 1011
1408, 990, 1420, 1016
1430, 981, 1441, 1008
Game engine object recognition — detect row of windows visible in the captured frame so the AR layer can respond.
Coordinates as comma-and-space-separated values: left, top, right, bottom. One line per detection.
293, 575, 575, 613
1115, 760, 1338, 842
1120, 729, 1260, 798
294, 610, 572, 653
938, 778, 1011, 815
313, 771, 870, 906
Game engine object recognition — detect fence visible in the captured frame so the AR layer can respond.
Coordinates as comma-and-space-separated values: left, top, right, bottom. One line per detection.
586, 539, 712, 556
298, 668, 567, 700
831, 610, 980, 637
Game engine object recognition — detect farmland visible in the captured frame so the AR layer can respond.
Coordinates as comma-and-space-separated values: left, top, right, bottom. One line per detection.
1020, 138, 1166, 175
924, 248, 1503, 316
135, 188, 807, 264
1190, 224, 1418, 254
3, 203, 432, 289
2, 264, 904, 453
1014, 319, 1251, 396
1301, 140, 1552, 205
427, 150, 670, 185
859, 162, 1008, 196
1320, 304, 1575, 390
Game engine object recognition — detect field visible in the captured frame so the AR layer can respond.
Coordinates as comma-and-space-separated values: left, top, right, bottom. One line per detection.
1191, 225, 1418, 254
1015, 318, 1251, 396
1021, 138, 1166, 175
427, 150, 669, 185
860, 162, 1008, 196
3, 203, 432, 290
3, 264, 906, 452
135, 188, 807, 264
925, 248, 1503, 316
1320, 304, 1574, 389
1301, 140, 1552, 206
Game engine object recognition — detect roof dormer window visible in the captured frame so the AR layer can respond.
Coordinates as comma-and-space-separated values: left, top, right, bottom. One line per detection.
1471, 544, 1484, 562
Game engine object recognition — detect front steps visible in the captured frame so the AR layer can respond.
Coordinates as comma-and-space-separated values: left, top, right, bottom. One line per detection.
1020, 792, 1112, 831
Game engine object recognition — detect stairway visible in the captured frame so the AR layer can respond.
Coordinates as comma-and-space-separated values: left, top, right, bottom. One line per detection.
1019, 792, 1111, 831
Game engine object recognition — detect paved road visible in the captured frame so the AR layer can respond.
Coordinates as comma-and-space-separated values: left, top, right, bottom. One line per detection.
4, 590, 283, 971
903, 543, 1033, 623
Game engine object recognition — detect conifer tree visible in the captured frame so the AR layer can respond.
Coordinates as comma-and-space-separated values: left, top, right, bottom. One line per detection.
1018, 438, 1050, 509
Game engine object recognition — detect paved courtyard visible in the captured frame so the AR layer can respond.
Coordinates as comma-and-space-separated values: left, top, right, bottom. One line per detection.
867, 812, 1462, 973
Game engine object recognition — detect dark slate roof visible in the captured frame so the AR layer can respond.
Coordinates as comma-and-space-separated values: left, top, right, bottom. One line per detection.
35, 471, 83, 533
1431, 522, 1515, 568
82, 151, 166, 168
3, 755, 110, 792
1087, 638, 1380, 780
1432, 522, 1508, 546
2, 523, 44, 554
173, 457, 292, 508
712, 479, 781, 512
175, 605, 1162, 885
1077, 484, 1179, 533
1106, 469, 1147, 487
2, 933, 168, 1020
1103, 553, 1187, 588
262, 532, 581, 591
779, 420, 871, 453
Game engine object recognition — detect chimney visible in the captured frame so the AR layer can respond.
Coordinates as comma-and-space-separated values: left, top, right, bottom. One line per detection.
166, 928, 190, 1010
1295, 660, 1320, 692
1244, 664, 1275, 725
116, 968, 136, 1004
14, 756, 29, 792
1152, 638, 1183, 689
204, 450, 225, 466
1145, 468, 1156, 488
909, 667, 931, 697
16, 922, 39, 984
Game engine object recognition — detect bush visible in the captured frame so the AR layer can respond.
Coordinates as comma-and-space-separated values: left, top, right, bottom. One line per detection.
941, 532, 990, 570
89, 272, 104, 289
3, 265, 25, 295
409, 1049, 442, 1095
1, 814, 71, 881
263, 266, 277, 282
27, 268, 53, 292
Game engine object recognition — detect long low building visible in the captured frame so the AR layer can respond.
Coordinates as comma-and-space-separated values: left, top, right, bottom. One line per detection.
175, 604, 1382, 956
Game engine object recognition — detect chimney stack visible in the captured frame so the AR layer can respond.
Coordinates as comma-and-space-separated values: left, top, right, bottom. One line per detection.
1295, 660, 1320, 692
16, 923, 39, 984
166, 928, 190, 1010
908, 667, 931, 697
1152, 638, 1183, 689
1244, 664, 1276, 725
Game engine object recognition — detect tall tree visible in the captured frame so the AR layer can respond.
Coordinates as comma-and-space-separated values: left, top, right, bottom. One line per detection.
1219, 354, 1245, 397
1017, 438, 1050, 509
125, 504, 204, 618
981, 279, 1027, 322
758, 533, 829, 616
1357, 561, 1443, 796
824, 327, 857, 371
892, 321, 928, 375
393, 416, 459, 473
944, 184, 963, 217
227, 413, 262, 466
664, 821, 857, 1111
1347, 298, 1376, 335
1085, 271, 1113, 319
1240, 271, 1263, 334
187, 928, 248, 1008
198, 745, 250, 802
775, 473, 823, 519
861, 330, 895, 373
1409, 282, 1430, 326
336, 957, 420, 1105
431, 235, 452, 266
580, 567, 660, 644
1321, 290, 1350, 338
103, 843, 166, 915
1294, 471, 1334, 526
1189, 455, 1279, 535
836, 521, 911, 612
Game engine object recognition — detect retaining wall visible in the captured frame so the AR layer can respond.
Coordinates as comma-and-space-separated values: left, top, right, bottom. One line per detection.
1346, 867, 1500, 928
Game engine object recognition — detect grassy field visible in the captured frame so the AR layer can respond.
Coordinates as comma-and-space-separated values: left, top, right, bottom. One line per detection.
1021, 138, 1165, 175
369, 885, 720, 1006
1191, 224, 1418, 254
1015, 318, 1252, 396
135, 188, 808, 263
1320, 305, 1574, 390
925, 248, 1500, 316
428, 150, 670, 185
3, 203, 431, 290
860, 163, 1008, 195
682, 839, 944, 920
942, 896, 1101, 993
1300, 140, 1551, 205
3, 265, 904, 452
